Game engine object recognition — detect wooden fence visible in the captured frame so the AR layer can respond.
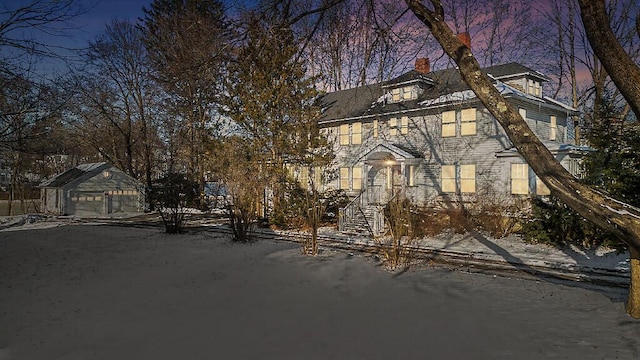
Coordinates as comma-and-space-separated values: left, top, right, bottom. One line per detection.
0, 199, 41, 216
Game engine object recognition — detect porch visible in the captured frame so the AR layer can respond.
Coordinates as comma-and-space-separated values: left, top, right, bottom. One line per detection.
338, 143, 422, 236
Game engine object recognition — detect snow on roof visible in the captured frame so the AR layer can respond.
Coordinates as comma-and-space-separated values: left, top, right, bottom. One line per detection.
39, 162, 109, 188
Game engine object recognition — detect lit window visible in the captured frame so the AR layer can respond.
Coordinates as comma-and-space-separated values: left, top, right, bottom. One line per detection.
442, 110, 456, 137
391, 88, 401, 102
400, 116, 409, 135
299, 167, 309, 189
339, 167, 349, 190
402, 86, 417, 100
527, 80, 535, 95
352, 122, 362, 144
534, 82, 541, 97
460, 164, 476, 193
408, 165, 415, 187
352, 167, 362, 190
536, 176, 550, 195
460, 108, 476, 136
339, 124, 349, 145
519, 108, 527, 119
373, 119, 378, 138
339, 123, 361, 145
389, 117, 398, 136
441, 165, 456, 193
511, 163, 529, 195
550, 116, 557, 141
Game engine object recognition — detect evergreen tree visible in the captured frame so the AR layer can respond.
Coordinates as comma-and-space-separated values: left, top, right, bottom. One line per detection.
224, 12, 325, 220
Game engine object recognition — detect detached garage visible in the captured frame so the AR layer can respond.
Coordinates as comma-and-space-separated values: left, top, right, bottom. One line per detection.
39, 162, 145, 216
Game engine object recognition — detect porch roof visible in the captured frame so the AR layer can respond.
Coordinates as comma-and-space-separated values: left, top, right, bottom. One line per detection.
353, 142, 423, 165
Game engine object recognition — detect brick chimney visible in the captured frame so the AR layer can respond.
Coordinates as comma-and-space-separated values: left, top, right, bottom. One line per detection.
415, 57, 430, 74
457, 32, 471, 50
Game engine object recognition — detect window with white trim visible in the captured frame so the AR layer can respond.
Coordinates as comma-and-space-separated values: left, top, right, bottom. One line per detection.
441, 165, 456, 193
390, 86, 419, 102
460, 108, 477, 136
389, 117, 398, 136
460, 164, 476, 193
400, 116, 409, 135
391, 88, 401, 102
442, 110, 456, 137
519, 108, 527, 119
339, 167, 349, 189
441, 164, 476, 194
339, 124, 349, 145
536, 176, 550, 195
339, 167, 362, 190
442, 109, 475, 137
339, 122, 362, 145
352, 167, 362, 190
550, 116, 557, 141
511, 163, 529, 195
408, 165, 415, 187
352, 122, 362, 144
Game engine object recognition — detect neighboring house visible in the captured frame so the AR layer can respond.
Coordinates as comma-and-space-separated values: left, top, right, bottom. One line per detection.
39, 162, 145, 216
319, 59, 586, 234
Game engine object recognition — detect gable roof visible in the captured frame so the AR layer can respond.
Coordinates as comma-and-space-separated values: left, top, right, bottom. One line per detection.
319, 62, 556, 124
39, 162, 110, 188
485, 62, 550, 82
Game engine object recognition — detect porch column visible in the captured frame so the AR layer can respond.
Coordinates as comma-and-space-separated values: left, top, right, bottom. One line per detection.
363, 163, 369, 204
386, 165, 392, 191
400, 161, 406, 193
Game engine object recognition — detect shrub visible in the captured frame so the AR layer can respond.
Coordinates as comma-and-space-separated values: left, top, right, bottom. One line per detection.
521, 196, 624, 250
152, 173, 198, 234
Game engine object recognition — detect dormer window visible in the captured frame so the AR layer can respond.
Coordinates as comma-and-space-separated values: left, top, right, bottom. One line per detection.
390, 85, 419, 102
526, 79, 542, 97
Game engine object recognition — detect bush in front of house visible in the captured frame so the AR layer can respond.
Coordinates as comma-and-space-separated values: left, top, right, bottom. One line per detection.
152, 173, 198, 234
521, 196, 624, 251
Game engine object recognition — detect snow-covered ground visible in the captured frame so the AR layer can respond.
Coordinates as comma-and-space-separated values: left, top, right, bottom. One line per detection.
1, 223, 639, 359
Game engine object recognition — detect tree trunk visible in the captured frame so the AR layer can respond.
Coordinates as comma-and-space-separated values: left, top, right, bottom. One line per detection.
578, 0, 640, 118
405, 0, 640, 317
629, 246, 640, 318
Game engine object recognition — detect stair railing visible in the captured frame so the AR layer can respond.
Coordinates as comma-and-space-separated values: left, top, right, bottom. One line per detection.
339, 189, 375, 237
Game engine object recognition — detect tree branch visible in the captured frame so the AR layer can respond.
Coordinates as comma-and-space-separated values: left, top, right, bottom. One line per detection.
405, 0, 640, 249
578, 0, 640, 119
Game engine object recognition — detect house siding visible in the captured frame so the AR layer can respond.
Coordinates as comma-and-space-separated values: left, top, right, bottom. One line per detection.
321, 63, 581, 214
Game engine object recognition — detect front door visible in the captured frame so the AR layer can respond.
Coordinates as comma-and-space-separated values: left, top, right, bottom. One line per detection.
367, 164, 401, 204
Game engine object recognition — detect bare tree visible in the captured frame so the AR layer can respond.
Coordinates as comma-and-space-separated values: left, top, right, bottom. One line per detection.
0, 74, 68, 214
0, 0, 86, 79
70, 20, 161, 190
140, 0, 232, 207
404, 0, 640, 317
299, 0, 432, 91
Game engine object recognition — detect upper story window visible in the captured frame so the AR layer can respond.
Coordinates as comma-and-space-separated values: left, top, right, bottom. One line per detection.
339, 122, 362, 145
550, 115, 557, 141
442, 108, 476, 137
390, 85, 419, 102
389, 116, 409, 136
460, 109, 477, 136
526, 79, 542, 97
442, 110, 456, 137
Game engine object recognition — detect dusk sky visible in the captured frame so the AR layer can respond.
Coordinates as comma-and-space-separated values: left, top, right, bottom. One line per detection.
4, 0, 259, 47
